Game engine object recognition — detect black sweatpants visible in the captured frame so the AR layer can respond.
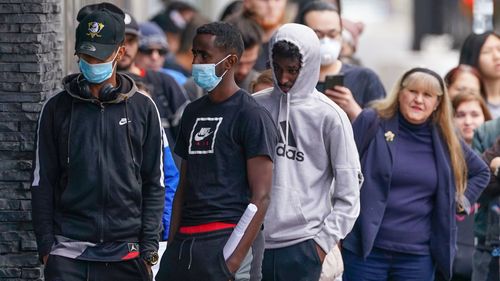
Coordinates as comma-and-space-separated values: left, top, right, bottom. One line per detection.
156, 229, 235, 281
44, 255, 151, 281
261, 239, 322, 281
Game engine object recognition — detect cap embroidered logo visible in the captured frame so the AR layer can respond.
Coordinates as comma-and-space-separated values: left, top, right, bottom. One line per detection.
124, 13, 132, 25
79, 42, 96, 52
87, 22, 104, 38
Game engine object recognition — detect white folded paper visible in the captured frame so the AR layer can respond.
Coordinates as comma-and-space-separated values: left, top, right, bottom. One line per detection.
223, 203, 258, 260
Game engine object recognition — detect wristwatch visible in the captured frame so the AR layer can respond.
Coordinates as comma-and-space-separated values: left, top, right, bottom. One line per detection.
143, 251, 159, 266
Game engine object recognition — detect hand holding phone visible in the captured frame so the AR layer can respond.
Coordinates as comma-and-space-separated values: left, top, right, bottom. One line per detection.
324, 74, 344, 90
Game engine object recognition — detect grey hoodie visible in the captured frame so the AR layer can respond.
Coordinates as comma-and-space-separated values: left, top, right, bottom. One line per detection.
254, 23, 362, 253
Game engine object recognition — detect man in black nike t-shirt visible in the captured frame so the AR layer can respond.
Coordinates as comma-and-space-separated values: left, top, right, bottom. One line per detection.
156, 22, 278, 281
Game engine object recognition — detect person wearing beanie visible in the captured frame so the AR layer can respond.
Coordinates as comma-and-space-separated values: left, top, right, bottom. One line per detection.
31, 3, 165, 280
135, 21, 191, 87
135, 22, 170, 73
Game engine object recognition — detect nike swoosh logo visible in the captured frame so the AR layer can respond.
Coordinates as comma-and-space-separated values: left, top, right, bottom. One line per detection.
194, 131, 213, 141
119, 118, 131, 126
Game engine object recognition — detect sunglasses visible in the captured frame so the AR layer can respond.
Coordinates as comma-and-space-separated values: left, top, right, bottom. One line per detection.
140, 48, 168, 56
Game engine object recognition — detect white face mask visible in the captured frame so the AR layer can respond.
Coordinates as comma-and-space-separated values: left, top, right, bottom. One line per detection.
319, 38, 341, 66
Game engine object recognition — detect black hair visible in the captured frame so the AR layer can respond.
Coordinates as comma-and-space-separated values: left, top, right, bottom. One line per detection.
272, 40, 302, 65
297, 0, 341, 16
459, 31, 498, 68
178, 15, 210, 53
225, 16, 262, 50
197, 21, 244, 58
150, 1, 197, 34
219, 0, 243, 21
296, 1, 339, 25
167, 1, 197, 13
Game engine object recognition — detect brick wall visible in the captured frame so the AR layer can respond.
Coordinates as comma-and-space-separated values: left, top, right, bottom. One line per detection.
0, 1, 63, 280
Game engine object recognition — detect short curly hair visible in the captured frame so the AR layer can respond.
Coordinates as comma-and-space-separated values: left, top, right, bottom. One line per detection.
197, 21, 244, 58
271, 40, 302, 66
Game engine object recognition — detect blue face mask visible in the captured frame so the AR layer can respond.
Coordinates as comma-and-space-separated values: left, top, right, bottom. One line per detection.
192, 54, 231, 92
79, 51, 119, 84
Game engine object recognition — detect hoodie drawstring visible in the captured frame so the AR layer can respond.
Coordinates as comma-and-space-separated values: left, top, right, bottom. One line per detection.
124, 98, 136, 165
67, 99, 75, 166
285, 93, 290, 153
178, 237, 195, 270
188, 237, 195, 269
178, 239, 186, 260
279, 93, 291, 187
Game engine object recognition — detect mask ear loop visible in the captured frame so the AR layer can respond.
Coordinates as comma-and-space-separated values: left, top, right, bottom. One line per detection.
110, 48, 122, 70
214, 54, 233, 67
214, 54, 233, 78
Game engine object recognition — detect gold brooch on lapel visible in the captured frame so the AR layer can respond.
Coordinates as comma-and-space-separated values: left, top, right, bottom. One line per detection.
384, 131, 395, 142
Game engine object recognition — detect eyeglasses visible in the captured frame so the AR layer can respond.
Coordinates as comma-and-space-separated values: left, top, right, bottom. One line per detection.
139, 48, 168, 56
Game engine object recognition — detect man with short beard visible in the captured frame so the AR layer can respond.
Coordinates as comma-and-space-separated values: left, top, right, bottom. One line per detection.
243, 0, 287, 71
117, 13, 189, 156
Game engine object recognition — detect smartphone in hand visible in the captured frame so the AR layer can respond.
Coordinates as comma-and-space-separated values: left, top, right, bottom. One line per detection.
324, 74, 344, 90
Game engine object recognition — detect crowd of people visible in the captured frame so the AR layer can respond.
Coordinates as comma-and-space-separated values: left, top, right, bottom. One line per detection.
29, 1, 500, 281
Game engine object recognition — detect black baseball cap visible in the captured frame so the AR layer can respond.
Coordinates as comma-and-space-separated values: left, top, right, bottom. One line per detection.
75, 2, 125, 61
124, 12, 140, 36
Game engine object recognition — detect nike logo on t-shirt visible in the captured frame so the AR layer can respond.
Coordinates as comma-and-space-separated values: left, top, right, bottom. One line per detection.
194, 128, 213, 141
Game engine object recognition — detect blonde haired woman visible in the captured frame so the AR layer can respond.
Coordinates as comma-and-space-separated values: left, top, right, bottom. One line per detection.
342, 67, 490, 281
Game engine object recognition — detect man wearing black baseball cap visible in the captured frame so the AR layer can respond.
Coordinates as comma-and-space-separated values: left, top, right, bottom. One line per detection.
31, 3, 164, 280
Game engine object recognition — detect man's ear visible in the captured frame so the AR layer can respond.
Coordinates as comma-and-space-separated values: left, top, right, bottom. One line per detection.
117, 45, 126, 61
226, 54, 238, 69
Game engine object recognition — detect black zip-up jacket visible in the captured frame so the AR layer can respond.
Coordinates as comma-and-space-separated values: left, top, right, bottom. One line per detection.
31, 73, 165, 259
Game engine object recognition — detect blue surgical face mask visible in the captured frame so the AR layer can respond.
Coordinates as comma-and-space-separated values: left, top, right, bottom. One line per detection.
192, 54, 231, 92
79, 51, 119, 84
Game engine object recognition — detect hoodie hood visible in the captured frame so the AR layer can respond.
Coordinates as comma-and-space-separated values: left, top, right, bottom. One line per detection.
63, 72, 138, 103
269, 23, 321, 101
254, 23, 361, 253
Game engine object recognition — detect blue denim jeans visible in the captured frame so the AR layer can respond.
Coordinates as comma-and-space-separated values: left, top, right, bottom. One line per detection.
342, 247, 435, 281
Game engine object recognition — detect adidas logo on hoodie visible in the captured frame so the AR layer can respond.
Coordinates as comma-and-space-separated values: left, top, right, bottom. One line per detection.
276, 121, 304, 162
